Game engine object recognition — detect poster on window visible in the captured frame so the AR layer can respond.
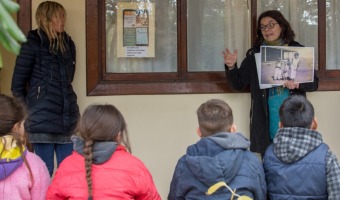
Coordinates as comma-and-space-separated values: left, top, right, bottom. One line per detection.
256, 46, 314, 89
117, 2, 155, 58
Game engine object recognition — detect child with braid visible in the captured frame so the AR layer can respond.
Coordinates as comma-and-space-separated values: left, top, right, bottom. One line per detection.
0, 94, 50, 200
46, 104, 161, 200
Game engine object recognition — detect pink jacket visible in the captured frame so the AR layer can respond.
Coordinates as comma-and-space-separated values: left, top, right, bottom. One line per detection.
0, 152, 50, 200
47, 145, 161, 200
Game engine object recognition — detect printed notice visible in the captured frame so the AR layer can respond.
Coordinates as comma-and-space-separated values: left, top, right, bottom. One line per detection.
123, 9, 149, 47
136, 28, 148, 45
125, 46, 148, 57
117, 2, 155, 57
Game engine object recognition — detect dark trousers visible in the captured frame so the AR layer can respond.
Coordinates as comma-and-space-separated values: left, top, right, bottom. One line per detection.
33, 143, 73, 176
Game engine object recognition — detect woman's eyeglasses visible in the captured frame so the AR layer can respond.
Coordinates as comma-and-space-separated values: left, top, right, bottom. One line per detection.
260, 22, 278, 31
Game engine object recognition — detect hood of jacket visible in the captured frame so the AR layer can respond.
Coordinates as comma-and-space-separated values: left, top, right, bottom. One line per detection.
71, 136, 117, 164
185, 132, 250, 186
0, 135, 26, 180
273, 127, 323, 163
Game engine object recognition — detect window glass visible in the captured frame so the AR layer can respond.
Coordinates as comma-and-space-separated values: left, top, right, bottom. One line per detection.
187, 0, 250, 71
257, 0, 319, 69
326, 0, 340, 69
105, 0, 177, 73
16, 0, 340, 95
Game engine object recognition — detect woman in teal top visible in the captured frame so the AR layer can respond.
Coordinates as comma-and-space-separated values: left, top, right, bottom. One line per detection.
223, 10, 318, 155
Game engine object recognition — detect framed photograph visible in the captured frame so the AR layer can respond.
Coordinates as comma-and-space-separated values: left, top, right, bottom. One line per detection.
256, 46, 314, 88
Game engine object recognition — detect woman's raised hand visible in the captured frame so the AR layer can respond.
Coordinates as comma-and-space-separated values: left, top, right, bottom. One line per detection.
223, 48, 238, 69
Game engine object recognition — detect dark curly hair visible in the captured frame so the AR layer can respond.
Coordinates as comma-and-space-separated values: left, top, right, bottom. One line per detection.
254, 10, 295, 46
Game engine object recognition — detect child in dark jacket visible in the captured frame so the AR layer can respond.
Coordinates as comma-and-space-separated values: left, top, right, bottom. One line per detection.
263, 95, 340, 199
168, 99, 266, 200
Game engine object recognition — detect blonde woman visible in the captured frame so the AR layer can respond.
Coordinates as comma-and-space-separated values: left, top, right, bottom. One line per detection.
11, 1, 79, 176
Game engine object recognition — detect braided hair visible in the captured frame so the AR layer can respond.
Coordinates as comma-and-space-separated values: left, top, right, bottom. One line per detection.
77, 104, 131, 199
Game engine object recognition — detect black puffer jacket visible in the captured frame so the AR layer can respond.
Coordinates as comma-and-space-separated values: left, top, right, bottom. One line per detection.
11, 29, 79, 142
225, 41, 319, 155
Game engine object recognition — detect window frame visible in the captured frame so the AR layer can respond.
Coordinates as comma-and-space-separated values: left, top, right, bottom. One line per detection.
17, 0, 340, 96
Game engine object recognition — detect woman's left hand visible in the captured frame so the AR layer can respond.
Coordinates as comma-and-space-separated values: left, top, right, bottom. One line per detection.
283, 80, 299, 89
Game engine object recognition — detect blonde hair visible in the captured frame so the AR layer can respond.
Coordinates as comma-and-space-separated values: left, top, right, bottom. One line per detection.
35, 1, 67, 54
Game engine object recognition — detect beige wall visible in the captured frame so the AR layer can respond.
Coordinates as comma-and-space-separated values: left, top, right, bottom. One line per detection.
1, 1, 340, 199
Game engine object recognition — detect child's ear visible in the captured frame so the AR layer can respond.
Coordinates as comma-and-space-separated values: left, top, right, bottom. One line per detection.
11, 121, 25, 136
311, 117, 318, 130
279, 121, 283, 128
196, 127, 202, 137
115, 132, 122, 143
230, 124, 237, 133
11, 122, 20, 133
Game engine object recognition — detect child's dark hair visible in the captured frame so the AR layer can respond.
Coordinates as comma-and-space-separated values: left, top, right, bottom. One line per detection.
255, 10, 295, 46
196, 99, 233, 137
77, 104, 131, 200
279, 95, 314, 128
0, 94, 33, 182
